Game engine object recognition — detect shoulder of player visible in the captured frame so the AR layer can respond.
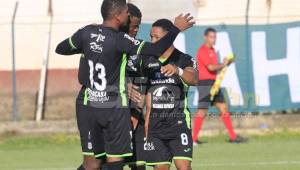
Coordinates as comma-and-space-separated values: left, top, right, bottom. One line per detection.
175, 49, 192, 60
78, 24, 99, 31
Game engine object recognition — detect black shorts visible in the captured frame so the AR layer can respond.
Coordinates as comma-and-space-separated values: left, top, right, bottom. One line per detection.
89, 107, 133, 158
76, 103, 104, 157
197, 80, 225, 109
143, 127, 193, 166
125, 120, 146, 166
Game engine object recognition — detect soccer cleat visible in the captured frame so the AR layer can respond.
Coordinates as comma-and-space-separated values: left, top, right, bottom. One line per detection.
229, 135, 248, 143
193, 140, 206, 146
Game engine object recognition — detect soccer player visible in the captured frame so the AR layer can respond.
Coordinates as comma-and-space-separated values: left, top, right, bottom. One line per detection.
142, 19, 197, 170
73, 3, 146, 170
192, 27, 247, 145
55, 0, 194, 169
122, 3, 147, 170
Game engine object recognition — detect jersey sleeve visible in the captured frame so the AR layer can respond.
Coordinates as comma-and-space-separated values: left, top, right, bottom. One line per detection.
181, 55, 197, 69
197, 48, 211, 66
55, 28, 84, 55
117, 25, 180, 57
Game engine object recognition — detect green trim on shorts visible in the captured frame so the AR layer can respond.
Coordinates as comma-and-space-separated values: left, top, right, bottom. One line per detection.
173, 156, 193, 161
181, 79, 191, 129
146, 162, 172, 166
136, 161, 146, 165
95, 152, 106, 158
106, 153, 133, 158
126, 161, 146, 166
120, 53, 128, 106
68, 37, 77, 49
83, 88, 88, 105
80, 54, 85, 58
82, 152, 94, 156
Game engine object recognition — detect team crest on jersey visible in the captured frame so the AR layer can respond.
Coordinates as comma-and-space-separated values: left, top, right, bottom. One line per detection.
152, 86, 175, 109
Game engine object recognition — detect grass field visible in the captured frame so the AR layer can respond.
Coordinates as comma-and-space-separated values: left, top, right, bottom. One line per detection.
1, 131, 300, 170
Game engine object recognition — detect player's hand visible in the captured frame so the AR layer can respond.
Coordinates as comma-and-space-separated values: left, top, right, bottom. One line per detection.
161, 64, 178, 77
174, 13, 195, 31
223, 58, 230, 66
128, 83, 142, 103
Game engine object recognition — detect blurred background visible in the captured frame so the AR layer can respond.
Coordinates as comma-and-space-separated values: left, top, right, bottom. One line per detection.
1, 0, 300, 170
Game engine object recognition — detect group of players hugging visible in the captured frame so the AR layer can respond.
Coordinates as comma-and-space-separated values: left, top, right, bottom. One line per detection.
56, 0, 247, 170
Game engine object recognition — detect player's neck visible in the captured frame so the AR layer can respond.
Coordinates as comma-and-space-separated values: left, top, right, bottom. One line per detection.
102, 20, 119, 31
205, 43, 213, 49
160, 46, 175, 60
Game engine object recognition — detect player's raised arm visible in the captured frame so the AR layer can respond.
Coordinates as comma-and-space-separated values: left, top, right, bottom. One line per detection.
117, 13, 195, 56
55, 28, 83, 55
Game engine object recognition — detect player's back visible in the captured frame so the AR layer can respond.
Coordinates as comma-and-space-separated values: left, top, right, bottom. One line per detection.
77, 25, 128, 108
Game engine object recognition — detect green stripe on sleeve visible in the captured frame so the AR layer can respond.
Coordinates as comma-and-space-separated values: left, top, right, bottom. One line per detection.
68, 37, 77, 49
119, 53, 128, 106
137, 41, 146, 55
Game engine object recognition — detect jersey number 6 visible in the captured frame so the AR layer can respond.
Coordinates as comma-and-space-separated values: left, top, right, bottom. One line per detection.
88, 60, 107, 91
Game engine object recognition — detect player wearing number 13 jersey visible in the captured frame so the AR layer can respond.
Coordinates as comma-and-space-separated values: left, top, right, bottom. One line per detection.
55, 0, 194, 169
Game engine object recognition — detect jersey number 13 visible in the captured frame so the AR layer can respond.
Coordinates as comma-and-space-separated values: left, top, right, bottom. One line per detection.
88, 60, 107, 91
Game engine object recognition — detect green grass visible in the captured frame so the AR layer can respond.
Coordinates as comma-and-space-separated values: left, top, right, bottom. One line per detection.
1, 131, 300, 170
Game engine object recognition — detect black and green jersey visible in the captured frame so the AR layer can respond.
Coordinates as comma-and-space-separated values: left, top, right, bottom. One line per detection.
55, 24, 180, 108
143, 49, 195, 139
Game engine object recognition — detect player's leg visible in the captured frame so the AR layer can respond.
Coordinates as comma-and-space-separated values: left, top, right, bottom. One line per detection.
214, 93, 247, 143
192, 108, 207, 144
144, 136, 172, 169
128, 116, 146, 170
104, 108, 133, 170
170, 127, 193, 170
174, 160, 192, 170
192, 81, 211, 144
76, 104, 101, 170
154, 164, 171, 170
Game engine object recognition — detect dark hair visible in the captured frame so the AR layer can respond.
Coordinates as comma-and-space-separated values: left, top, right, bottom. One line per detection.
101, 0, 127, 20
204, 27, 216, 36
152, 19, 173, 32
127, 3, 142, 19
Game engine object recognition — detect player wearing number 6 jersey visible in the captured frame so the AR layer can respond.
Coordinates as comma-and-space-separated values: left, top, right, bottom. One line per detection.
55, 0, 194, 169
142, 19, 197, 170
